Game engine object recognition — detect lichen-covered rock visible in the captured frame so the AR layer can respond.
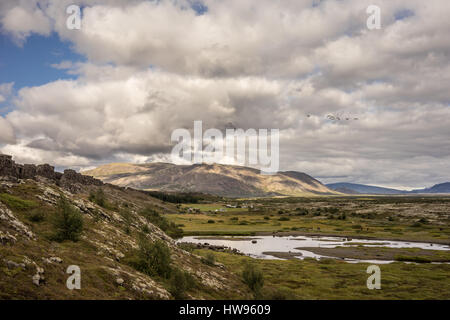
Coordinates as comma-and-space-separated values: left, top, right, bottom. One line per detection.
0, 230, 17, 245
0, 154, 103, 193
0, 203, 35, 240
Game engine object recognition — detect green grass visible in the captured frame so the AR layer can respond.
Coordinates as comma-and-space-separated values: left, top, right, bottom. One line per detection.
167, 212, 450, 243
195, 249, 450, 299
0, 193, 38, 211
181, 203, 244, 212
395, 255, 432, 263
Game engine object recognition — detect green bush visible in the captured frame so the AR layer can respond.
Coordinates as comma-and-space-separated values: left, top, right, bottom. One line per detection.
202, 252, 216, 266
51, 196, 84, 242
140, 207, 183, 239
338, 213, 347, 220
28, 208, 45, 222
142, 224, 150, 234
207, 219, 215, 224
266, 288, 296, 300
169, 268, 196, 299
278, 217, 290, 221
242, 263, 264, 298
131, 238, 172, 278
89, 189, 106, 208
395, 255, 431, 263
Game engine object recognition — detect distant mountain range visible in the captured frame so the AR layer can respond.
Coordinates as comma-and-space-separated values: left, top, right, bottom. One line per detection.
83, 163, 339, 197
326, 182, 450, 195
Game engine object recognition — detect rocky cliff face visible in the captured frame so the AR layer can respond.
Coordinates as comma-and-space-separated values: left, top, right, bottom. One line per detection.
0, 154, 102, 192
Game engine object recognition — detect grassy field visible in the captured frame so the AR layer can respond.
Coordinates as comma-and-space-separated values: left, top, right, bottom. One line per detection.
166, 196, 450, 243
194, 249, 450, 299
180, 203, 243, 213
167, 211, 450, 243
172, 196, 450, 299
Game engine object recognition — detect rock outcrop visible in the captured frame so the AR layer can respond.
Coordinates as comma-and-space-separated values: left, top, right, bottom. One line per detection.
0, 154, 102, 191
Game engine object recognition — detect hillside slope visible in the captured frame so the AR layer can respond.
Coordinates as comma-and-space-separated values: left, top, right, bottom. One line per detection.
0, 158, 250, 299
410, 182, 450, 194
326, 183, 405, 195
327, 182, 450, 195
84, 163, 338, 197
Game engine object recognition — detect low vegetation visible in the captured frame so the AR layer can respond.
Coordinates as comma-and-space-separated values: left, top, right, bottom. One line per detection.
167, 196, 450, 243
242, 263, 264, 298
195, 249, 450, 299
0, 193, 38, 211
140, 207, 183, 239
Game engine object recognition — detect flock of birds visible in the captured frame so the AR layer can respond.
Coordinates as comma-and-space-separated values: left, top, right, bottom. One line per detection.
223, 112, 360, 130
307, 113, 359, 121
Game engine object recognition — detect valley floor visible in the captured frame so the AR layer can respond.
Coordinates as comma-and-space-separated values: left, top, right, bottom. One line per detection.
167, 196, 450, 299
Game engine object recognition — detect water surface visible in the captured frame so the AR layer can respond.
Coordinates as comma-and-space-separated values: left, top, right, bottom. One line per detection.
178, 235, 450, 264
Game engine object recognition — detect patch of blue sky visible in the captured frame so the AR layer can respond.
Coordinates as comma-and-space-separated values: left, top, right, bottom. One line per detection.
0, 32, 84, 115
394, 9, 414, 21
0, 32, 84, 90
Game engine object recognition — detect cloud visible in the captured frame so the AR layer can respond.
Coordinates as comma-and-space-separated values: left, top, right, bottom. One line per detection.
0, 117, 15, 144
0, 82, 14, 97
0, 4, 51, 44
0, 0, 449, 188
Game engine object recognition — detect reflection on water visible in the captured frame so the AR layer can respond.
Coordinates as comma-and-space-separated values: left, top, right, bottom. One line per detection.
178, 235, 450, 264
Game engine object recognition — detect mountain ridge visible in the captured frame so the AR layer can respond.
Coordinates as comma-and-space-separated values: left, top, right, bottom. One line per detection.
84, 162, 339, 197
326, 182, 450, 195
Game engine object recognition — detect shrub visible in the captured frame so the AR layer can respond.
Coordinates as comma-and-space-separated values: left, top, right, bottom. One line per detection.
266, 288, 296, 300
338, 213, 347, 220
132, 238, 172, 278
263, 216, 270, 220
169, 268, 196, 299
142, 224, 150, 234
51, 196, 84, 242
207, 219, 215, 224
89, 189, 106, 208
395, 255, 431, 263
242, 263, 264, 298
28, 208, 45, 222
278, 217, 290, 221
140, 207, 183, 239
202, 252, 216, 266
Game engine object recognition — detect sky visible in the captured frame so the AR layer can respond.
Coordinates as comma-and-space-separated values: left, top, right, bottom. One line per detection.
0, 0, 449, 189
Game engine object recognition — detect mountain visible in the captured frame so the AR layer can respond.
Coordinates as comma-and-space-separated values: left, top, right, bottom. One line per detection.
410, 182, 450, 194
83, 163, 338, 197
326, 183, 405, 195
327, 182, 450, 195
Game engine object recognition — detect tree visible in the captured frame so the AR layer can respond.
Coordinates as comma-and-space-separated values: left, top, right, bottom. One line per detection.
52, 196, 83, 242
135, 238, 172, 278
